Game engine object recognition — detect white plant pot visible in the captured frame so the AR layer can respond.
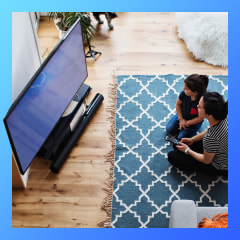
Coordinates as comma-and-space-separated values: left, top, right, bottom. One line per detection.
53, 18, 66, 39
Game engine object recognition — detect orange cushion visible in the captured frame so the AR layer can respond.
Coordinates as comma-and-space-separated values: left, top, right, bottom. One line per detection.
198, 213, 228, 228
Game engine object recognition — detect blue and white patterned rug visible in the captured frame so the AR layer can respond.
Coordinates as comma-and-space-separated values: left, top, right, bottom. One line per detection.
111, 74, 228, 228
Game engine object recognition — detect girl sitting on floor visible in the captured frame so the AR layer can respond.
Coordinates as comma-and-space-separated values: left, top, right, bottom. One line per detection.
166, 74, 209, 140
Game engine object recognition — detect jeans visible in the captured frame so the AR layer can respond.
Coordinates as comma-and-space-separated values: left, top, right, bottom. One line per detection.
166, 114, 202, 140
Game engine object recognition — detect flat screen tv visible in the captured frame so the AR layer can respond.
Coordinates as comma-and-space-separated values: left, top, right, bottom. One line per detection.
4, 18, 87, 174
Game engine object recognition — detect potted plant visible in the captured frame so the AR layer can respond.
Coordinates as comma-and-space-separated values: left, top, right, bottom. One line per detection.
48, 12, 96, 44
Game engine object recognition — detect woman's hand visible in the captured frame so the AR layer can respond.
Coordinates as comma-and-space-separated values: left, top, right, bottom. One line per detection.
176, 142, 189, 152
181, 138, 194, 146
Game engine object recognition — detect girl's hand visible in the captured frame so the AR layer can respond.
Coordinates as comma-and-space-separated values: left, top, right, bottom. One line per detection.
185, 121, 190, 127
179, 119, 187, 130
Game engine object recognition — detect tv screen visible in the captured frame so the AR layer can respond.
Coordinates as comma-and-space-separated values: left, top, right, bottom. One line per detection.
4, 19, 87, 174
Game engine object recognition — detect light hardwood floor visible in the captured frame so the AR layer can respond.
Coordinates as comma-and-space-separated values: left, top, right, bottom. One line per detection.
12, 12, 228, 228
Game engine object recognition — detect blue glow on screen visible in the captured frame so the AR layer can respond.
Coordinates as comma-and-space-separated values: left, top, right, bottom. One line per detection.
6, 22, 87, 173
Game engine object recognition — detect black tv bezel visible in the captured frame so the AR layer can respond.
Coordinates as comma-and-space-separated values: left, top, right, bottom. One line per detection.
4, 18, 88, 174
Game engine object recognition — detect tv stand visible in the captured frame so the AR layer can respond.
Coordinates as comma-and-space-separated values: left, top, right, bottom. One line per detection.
85, 38, 102, 61
38, 84, 104, 173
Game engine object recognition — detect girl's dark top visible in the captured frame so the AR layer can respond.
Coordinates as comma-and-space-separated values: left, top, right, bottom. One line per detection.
179, 91, 199, 120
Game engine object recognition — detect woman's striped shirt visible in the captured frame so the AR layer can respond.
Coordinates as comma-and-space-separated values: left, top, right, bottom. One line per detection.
203, 116, 228, 170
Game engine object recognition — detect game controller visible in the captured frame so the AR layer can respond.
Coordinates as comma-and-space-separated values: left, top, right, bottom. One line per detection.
165, 135, 181, 146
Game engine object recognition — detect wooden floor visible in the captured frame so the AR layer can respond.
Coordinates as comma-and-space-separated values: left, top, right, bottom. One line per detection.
12, 12, 228, 228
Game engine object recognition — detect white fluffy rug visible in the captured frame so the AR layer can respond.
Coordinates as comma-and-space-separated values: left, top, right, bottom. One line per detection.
176, 12, 228, 67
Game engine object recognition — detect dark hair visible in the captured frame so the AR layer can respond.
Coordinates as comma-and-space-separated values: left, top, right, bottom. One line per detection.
203, 91, 228, 120
184, 74, 209, 100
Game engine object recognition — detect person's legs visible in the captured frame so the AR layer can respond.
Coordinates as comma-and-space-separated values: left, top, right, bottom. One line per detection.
166, 115, 179, 137
167, 140, 226, 176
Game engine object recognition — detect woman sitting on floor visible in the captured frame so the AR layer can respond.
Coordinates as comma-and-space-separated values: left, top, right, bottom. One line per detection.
168, 91, 228, 176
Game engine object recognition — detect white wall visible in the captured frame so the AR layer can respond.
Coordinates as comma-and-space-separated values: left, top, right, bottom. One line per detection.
40, 12, 48, 16
12, 12, 42, 187
12, 12, 42, 101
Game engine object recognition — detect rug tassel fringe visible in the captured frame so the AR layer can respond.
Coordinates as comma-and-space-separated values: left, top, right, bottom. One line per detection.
98, 73, 118, 228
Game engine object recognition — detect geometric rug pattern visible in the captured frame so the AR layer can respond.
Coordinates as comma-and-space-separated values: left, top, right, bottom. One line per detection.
111, 74, 228, 228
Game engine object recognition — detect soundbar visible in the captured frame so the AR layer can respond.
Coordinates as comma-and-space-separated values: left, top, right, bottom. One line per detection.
38, 84, 91, 160
50, 93, 104, 173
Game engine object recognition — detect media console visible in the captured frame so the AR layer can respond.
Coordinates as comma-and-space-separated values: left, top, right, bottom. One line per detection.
38, 84, 104, 173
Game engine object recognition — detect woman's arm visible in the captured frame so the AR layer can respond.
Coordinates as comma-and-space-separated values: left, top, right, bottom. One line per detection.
176, 141, 216, 165
187, 148, 215, 164
181, 129, 208, 146
191, 129, 208, 143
